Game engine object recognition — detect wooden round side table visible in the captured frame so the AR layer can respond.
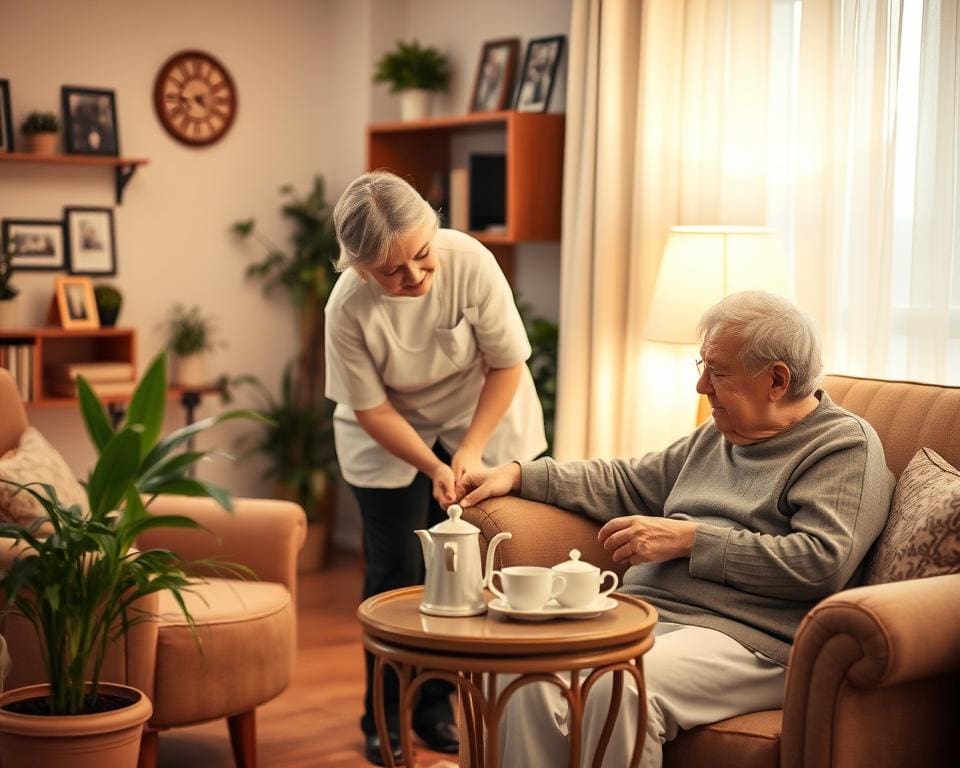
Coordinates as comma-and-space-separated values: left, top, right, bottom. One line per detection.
357, 586, 658, 768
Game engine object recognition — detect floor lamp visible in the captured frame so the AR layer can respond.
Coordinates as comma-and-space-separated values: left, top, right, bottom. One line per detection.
643, 226, 792, 426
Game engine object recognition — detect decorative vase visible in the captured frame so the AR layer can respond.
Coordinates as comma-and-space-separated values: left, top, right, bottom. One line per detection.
0, 682, 152, 768
175, 353, 206, 388
97, 305, 121, 327
400, 89, 432, 121
0, 298, 20, 329
26, 133, 57, 156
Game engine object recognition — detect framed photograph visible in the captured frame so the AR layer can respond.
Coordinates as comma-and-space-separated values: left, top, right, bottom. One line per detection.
62, 86, 119, 156
470, 38, 520, 113
54, 276, 99, 329
65, 207, 117, 276
0, 79, 13, 153
515, 35, 566, 113
2, 218, 66, 271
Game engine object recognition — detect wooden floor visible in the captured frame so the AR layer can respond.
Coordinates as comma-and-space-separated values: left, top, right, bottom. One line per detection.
156, 552, 455, 768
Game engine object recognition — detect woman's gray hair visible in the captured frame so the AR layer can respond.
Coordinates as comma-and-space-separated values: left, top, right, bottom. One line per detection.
332, 170, 438, 272
697, 290, 823, 398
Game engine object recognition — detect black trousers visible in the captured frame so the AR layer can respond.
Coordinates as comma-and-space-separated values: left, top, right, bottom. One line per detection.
350, 442, 455, 736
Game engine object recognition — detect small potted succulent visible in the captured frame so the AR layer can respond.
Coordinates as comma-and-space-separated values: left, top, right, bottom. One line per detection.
162, 303, 222, 388
373, 40, 450, 121
93, 284, 123, 327
20, 111, 59, 156
0, 241, 19, 329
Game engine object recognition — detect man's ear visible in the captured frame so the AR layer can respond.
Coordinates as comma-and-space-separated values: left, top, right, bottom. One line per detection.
769, 361, 791, 401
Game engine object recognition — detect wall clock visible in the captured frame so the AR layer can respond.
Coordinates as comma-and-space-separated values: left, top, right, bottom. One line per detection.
153, 50, 237, 146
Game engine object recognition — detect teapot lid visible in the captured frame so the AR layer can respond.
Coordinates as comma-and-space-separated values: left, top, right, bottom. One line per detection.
429, 504, 479, 535
553, 549, 598, 573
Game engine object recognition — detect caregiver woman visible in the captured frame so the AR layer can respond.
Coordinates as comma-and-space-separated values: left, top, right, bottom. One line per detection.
326, 171, 546, 765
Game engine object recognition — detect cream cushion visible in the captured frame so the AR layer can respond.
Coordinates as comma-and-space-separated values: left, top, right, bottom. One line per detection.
0, 427, 87, 525
151, 578, 295, 728
865, 447, 960, 585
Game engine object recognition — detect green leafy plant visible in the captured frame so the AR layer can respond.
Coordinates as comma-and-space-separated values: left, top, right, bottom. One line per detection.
0, 241, 17, 301
162, 304, 222, 357
517, 296, 558, 454
374, 40, 451, 93
224, 364, 337, 520
0, 353, 264, 715
93, 284, 122, 311
20, 111, 59, 135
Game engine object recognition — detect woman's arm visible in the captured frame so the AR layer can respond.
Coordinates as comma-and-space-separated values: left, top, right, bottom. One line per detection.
452, 362, 524, 479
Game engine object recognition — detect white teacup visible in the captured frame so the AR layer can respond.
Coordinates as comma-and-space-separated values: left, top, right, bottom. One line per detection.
551, 549, 618, 609
489, 566, 566, 611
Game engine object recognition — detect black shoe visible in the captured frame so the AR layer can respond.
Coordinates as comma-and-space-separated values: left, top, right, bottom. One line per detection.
413, 719, 460, 754
364, 732, 404, 766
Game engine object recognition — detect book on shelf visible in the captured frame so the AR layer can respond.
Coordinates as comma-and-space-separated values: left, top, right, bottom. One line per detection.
448, 167, 469, 232
46, 378, 136, 399
0, 343, 34, 403
45, 361, 135, 383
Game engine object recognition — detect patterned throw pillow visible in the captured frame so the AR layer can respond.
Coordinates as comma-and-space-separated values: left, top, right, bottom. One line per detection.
0, 427, 88, 526
864, 447, 960, 585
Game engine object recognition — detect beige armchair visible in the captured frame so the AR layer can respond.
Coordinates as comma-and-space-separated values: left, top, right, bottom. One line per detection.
0, 369, 307, 768
464, 374, 960, 767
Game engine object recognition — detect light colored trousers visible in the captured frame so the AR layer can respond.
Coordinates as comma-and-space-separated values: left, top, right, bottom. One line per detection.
498, 622, 786, 768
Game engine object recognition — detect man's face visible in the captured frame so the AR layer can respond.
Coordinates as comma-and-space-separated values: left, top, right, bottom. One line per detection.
364, 219, 438, 297
696, 331, 777, 445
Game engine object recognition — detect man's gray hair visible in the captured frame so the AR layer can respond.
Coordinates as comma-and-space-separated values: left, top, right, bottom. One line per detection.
697, 290, 823, 398
332, 170, 438, 272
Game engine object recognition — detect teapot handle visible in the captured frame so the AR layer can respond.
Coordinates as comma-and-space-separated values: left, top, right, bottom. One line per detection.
483, 531, 513, 587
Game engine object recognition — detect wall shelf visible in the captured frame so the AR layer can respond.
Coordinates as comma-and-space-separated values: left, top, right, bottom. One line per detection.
0, 153, 149, 204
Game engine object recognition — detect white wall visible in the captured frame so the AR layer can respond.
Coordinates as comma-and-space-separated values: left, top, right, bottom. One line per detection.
0, 0, 571, 549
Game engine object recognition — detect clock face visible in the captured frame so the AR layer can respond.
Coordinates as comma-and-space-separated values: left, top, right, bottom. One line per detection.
153, 50, 236, 146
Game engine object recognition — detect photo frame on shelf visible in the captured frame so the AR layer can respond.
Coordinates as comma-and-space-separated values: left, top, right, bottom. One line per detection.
0, 79, 13, 153
2, 218, 66, 271
514, 35, 565, 113
62, 86, 119, 156
65, 207, 117, 276
54, 275, 99, 330
470, 38, 519, 113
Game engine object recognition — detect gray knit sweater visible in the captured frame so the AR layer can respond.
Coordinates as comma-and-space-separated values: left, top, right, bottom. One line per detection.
520, 392, 895, 665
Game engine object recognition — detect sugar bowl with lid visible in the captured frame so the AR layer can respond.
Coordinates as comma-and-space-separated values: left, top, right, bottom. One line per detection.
551, 549, 618, 609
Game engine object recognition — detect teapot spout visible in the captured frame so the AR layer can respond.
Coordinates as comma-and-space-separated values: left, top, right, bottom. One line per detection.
414, 529, 433, 569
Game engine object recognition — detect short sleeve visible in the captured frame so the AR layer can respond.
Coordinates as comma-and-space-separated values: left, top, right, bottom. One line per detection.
469, 249, 532, 368
324, 310, 387, 411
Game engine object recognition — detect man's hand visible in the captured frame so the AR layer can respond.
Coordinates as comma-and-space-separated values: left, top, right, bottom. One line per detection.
598, 516, 698, 565
451, 444, 484, 483
457, 462, 522, 507
432, 464, 458, 508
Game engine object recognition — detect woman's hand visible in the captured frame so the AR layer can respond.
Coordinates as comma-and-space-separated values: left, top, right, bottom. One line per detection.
431, 463, 458, 508
451, 444, 484, 483
598, 515, 698, 565
457, 462, 522, 507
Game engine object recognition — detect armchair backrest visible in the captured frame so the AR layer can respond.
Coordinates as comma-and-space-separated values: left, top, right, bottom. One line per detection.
823, 374, 960, 479
0, 369, 27, 456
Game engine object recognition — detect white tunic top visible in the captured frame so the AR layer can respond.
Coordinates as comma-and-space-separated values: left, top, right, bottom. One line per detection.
325, 229, 547, 488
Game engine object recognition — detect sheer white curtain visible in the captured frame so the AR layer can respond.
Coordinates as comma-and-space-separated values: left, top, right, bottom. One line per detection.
557, 0, 774, 459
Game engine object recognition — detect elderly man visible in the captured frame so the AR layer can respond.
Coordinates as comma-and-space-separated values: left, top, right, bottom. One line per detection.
457, 291, 895, 767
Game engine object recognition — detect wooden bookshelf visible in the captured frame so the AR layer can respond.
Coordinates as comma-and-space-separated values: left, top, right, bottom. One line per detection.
0, 153, 149, 204
368, 111, 565, 282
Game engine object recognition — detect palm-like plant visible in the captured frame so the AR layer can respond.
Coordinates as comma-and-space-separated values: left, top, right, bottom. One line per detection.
0, 353, 262, 715
373, 40, 451, 93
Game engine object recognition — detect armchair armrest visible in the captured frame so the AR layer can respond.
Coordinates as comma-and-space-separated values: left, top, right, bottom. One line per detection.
463, 496, 627, 578
781, 573, 960, 768
136, 496, 307, 599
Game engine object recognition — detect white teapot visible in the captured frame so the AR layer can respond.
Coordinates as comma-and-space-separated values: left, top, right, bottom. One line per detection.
415, 504, 511, 616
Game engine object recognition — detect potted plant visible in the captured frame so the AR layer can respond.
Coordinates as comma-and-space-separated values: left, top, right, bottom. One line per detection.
0, 242, 19, 329
231, 176, 340, 568
93, 284, 122, 327
374, 40, 451, 121
0, 353, 260, 768
20, 112, 59, 156
517, 294, 558, 453
162, 303, 221, 388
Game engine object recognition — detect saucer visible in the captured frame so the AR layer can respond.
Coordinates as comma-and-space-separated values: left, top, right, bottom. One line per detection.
487, 596, 618, 621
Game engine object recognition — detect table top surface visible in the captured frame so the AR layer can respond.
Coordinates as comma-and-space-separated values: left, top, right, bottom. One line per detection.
358, 586, 657, 656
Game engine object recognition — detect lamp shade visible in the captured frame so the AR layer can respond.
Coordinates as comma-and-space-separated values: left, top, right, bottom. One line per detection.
643, 226, 792, 344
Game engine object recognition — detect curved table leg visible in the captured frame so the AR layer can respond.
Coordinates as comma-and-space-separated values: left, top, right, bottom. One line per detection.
373, 656, 398, 768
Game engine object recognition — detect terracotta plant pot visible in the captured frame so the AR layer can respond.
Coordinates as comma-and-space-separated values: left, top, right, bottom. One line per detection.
26, 132, 57, 156
0, 682, 152, 768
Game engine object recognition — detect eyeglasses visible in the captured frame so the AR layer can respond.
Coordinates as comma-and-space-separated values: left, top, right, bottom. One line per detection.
695, 358, 728, 387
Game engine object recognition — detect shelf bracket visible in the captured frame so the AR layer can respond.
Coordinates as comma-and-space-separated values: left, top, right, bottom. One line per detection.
115, 163, 139, 205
